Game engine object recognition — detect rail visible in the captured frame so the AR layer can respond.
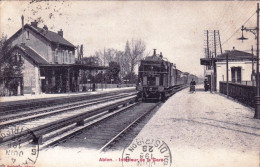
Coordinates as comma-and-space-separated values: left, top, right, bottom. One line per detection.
0, 96, 136, 146
0, 88, 135, 114
99, 102, 161, 152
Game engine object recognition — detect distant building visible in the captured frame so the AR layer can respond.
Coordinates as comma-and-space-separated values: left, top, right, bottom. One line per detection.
200, 49, 256, 91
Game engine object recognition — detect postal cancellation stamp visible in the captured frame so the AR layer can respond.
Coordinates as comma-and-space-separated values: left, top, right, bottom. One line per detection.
122, 138, 172, 167
0, 126, 39, 167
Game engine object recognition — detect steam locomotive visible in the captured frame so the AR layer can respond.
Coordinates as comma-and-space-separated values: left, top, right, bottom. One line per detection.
136, 49, 196, 102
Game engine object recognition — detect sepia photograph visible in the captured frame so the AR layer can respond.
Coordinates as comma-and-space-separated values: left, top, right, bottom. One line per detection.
0, 0, 260, 167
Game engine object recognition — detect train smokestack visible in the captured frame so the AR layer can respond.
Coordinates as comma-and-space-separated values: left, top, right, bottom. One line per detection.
153, 49, 156, 56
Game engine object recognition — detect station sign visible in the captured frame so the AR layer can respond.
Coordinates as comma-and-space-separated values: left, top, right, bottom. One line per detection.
205, 70, 213, 75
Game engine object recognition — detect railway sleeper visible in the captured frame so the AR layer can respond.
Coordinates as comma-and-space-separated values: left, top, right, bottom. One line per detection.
32, 136, 43, 145
76, 120, 85, 126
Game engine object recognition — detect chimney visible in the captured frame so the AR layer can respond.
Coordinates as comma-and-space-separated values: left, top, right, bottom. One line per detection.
153, 49, 156, 56
21, 15, 25, 45
233, 46, 235, 50
160, 52, 163, 58
58, 29, 63, 37
43, 25, 48, 31
31, 20, 38, 28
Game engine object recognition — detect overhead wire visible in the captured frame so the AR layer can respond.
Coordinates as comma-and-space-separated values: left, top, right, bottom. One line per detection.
220, 2, 254, 43
222, 10, 256, 46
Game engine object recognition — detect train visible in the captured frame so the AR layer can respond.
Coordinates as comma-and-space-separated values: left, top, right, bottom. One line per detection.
136, 49, 198, 102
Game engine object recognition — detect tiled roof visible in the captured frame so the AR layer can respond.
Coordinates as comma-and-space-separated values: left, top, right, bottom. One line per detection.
6, 24, 75, 48
216, 50, 255, 60
29, 25, 75, 48
14, 44, 49, 65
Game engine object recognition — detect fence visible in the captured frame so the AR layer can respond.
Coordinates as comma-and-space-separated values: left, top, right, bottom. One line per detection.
219, 81, 256, 107
235, 81, 256, 86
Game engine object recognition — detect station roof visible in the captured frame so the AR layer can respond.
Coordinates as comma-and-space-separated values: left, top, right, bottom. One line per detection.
200, 50, 256, 65
6, 24, 75, 49
8, 44, 49, 65
40, 64, 107, 70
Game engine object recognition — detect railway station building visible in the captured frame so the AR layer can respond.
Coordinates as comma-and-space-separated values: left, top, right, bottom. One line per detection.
2, 19, 105, 95
200, 48, 256, 91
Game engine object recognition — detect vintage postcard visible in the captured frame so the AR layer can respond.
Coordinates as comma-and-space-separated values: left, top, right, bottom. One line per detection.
0, 0, 260, 167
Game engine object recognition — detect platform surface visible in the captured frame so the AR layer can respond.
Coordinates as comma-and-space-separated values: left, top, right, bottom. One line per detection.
0, 87, 135, 103
133, 85, 260, 167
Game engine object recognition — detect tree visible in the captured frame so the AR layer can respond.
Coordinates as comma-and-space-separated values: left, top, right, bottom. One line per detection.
0, 33, 24, 96
77, 56, 101, 66
124, 71, 137, 84
91, 38, 146, 84
126, 39, 146, 73
105, 61, 120, 84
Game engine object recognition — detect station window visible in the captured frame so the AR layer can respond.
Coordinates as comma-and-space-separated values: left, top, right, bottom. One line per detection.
62, 51, 65, 63
69, 52, 72, 63
26, 31, 30, 40
143, 76, 147, 85
55, 50, 58, 64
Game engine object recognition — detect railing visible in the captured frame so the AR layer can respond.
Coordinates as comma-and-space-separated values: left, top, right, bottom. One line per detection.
237, 81, 256, 86
219, 81, 256, 107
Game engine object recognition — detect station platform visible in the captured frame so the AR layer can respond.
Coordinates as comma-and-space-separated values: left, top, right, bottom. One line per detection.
0, 87, 135, 103
134, 85, 260, 167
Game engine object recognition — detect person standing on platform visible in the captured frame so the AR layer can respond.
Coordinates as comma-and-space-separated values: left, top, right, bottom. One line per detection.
190, 79, 196, 92
204, 79, 209, 91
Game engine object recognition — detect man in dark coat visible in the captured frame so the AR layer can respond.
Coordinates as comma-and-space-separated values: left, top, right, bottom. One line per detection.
190, 79, 196, 92
204, 79, 209, 91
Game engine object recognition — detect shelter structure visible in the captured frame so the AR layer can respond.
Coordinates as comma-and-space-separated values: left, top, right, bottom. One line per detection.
200, 49, 256, 91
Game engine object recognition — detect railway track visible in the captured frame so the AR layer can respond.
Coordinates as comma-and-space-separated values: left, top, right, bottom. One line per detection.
47, 102, 159, 151
0, 88, 135, 115
0, 92, 136, 125
0, 84, 187, 152
54, 84, 187, 151
0, 93, 137, 147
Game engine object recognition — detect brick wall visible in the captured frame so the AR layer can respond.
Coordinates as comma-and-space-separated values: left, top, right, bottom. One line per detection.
13, 50, 40, 94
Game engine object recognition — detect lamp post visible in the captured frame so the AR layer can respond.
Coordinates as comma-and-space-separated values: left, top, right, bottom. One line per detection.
238, 3, 259, 119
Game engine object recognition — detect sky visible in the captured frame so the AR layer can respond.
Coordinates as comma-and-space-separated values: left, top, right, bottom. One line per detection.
0, 1, 258, 76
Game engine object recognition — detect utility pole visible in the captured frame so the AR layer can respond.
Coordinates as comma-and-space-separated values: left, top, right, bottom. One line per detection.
210, 50, 212, 93
226, 53, 229, 98
240, 3, 260, 118
213, 30, 217, 91
252, 46, 255, 85
207, 30, 209, 59
218, 30, 223, 54
256, 3, 260, 118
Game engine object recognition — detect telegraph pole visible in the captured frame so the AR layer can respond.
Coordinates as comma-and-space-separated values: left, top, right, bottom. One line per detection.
256, 3, 260, 118
207, 30, 209, 59
213, 30, 217, 91
240, 3, 259, 118
218, 30, 223, 54
226, 53, 229, 98
252, 45, 255, 85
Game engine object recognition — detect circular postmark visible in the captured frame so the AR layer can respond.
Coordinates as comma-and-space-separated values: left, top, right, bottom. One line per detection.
0, 125, 39, 166
121, 138, 172, 167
